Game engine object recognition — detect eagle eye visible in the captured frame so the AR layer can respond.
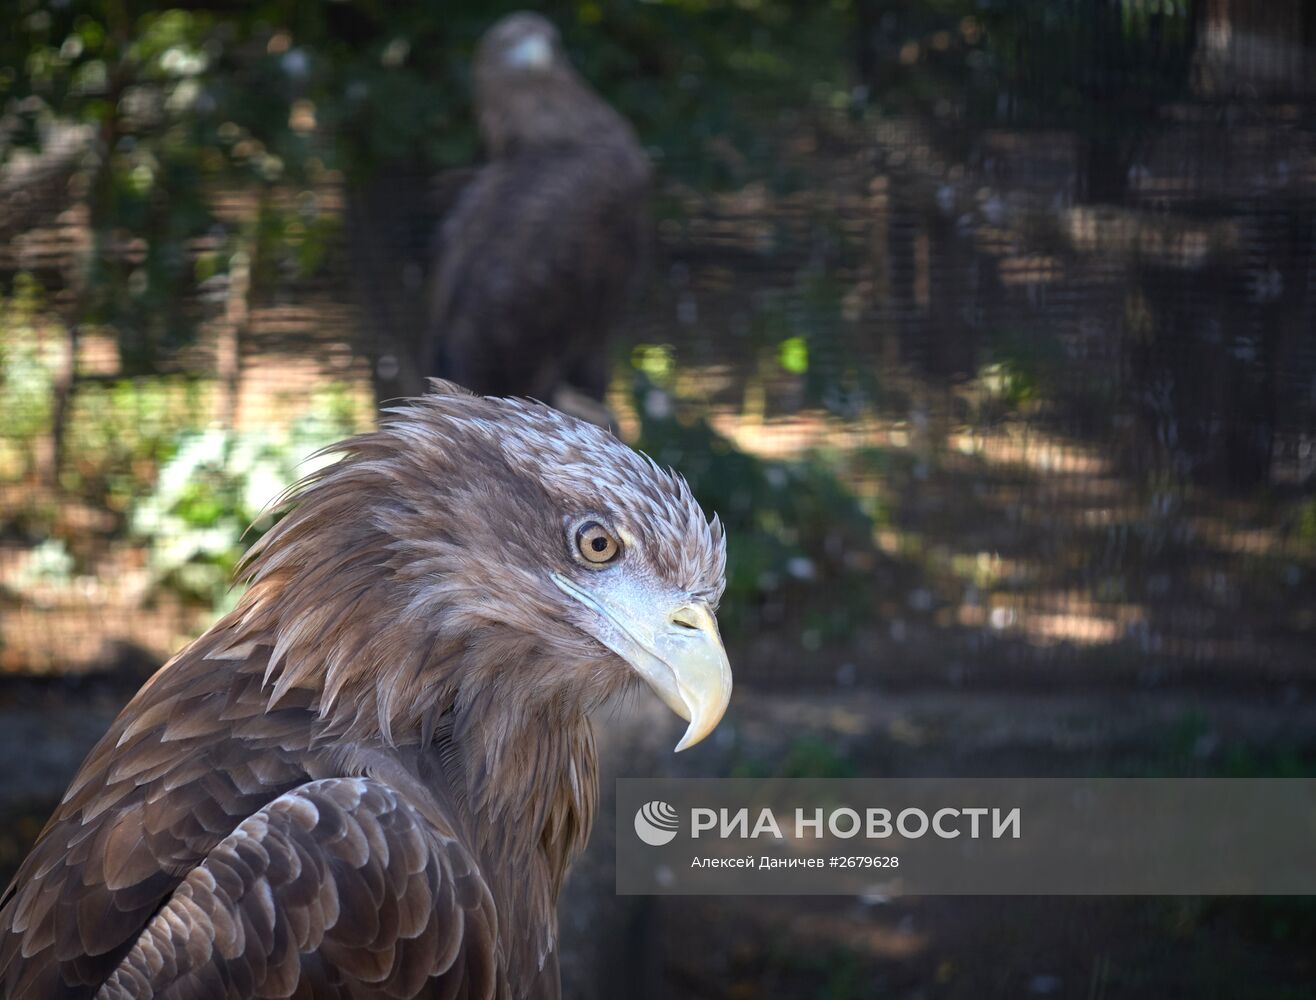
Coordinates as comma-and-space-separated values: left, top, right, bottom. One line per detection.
575, 521, 621, 566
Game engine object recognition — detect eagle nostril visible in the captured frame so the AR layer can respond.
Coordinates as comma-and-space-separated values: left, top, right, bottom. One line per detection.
669, 606, 703, 631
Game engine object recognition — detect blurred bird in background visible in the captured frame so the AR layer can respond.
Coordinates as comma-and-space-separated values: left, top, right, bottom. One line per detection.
427, 13, 651, 424
353, 13, 651, 426
0, 385, 729, 999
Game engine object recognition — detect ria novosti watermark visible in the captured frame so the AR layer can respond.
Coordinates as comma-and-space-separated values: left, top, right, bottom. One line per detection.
683, 802, 1020, 841
616, 779, 1316, 895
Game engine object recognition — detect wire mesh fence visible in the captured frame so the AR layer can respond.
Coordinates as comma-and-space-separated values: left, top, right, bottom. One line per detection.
0, 0, 1313, 697
2, 6, 1316, 996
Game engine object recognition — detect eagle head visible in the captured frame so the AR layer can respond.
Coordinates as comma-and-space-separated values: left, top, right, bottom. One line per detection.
239, 383, 730, 752
478, 12, 564, 74
469, 11, 643, 159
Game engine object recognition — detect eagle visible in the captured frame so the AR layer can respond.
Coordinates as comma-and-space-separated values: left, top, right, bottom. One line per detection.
0, 383, 730, 998
425, 13, 651, 421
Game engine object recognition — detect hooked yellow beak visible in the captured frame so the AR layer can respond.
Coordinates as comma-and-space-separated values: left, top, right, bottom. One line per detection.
551, 574, 732, 751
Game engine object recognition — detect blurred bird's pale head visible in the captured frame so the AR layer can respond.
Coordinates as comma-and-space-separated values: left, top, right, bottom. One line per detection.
236, 383, 729, 751
471, 11, 641, 156
480, 12, 562, 73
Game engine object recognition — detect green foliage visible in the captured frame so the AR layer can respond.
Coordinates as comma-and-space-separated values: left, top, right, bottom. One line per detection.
1293, 498, 1316, 546
744, 267, 879, 414
973, 359, 1036, 414
759, 939, 866, 1000
61, 376, 210, 509
0, 281, 211, 510
0, 276, 59, 479
555, 0, 856, 188
777, 335, 808, 375
866, 0, 1198, 133
6, 538, 76, 599
1141, 711, 1315, 779
630, 372, 877, 640
130, 391, 359, 610
731, 733, 856, 779
1, 0, 858, 373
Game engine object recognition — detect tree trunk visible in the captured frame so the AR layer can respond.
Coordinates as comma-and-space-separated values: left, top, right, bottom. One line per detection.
38, 0, 129, 487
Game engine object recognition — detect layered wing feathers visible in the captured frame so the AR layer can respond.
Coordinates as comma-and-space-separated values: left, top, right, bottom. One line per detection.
0, 649, 509, 1000
95, 778, 498, 1000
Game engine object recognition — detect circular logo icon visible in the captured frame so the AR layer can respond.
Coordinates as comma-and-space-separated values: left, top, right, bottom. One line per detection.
633, 800, 680, 846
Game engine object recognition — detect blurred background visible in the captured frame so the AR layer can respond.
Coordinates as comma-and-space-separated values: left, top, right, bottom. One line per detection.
1, 1, 1314, 997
